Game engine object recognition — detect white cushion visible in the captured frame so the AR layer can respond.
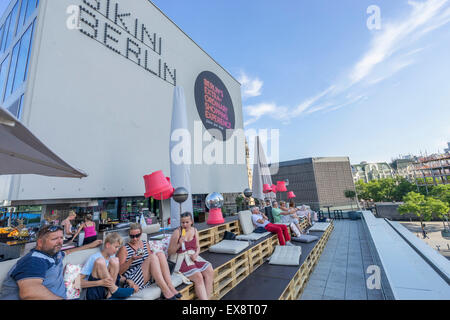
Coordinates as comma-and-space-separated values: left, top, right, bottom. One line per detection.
291, 234, 319, 243
208, 240, 249, 254
63, 247, 100, 266
127, 272, 184, 300
269, 245, 302, 266
238, 211, 255, 235
0, 258, 19, 289
64, 264, 82, 300
236, 232, 271, 241
308, 222, 331, 232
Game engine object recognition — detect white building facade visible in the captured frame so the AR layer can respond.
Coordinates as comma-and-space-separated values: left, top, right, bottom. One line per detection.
0, 0, 248, 222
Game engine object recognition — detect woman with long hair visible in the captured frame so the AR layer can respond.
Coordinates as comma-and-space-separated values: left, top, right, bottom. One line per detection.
168, 212, 214, 300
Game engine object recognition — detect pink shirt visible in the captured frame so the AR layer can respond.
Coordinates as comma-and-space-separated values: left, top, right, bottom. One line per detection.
84, 224, 97, 238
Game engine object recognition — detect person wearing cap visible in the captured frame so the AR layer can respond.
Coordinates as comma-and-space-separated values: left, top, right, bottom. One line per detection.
0, 225, 102, 300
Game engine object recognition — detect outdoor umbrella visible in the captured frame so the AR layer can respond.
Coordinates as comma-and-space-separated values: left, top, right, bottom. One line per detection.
251, 136, 275, 202
0, 105, 87, 178
169, 86, 193, 228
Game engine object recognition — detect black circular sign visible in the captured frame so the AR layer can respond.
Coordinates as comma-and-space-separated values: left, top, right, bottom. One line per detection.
194, 71, 235, 141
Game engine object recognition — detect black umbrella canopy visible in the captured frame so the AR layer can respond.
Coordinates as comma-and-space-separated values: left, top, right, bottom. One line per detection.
0, 106, 87, 178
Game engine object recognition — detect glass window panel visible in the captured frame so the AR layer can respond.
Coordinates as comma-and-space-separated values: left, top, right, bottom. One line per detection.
12, 22, 32, 92
24, 0, 37, 24
1, 15, 11, 52
4, 41, 19, 101
23, 19, 34, 81
4, 1, 19, 51
6, 95, 21, 118
17, 94, 24, 119
0, 25, 4, 54
18, 0, 28, 31
0, 55, 10, 100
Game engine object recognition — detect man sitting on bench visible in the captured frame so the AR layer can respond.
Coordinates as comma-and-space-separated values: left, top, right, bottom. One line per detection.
251, 207, 294, 246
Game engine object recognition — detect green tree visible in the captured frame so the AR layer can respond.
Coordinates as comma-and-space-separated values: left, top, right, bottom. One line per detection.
398, 192, 449, 228
235, 194, 245, 211
429, 184, 450, 229
355, 180, 369, 200
344, 190, 357, 210
430, 184, 450, 205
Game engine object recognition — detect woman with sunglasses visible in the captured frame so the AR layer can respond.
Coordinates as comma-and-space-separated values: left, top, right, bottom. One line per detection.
117, 223, 181, 300
167, 212, 213, 300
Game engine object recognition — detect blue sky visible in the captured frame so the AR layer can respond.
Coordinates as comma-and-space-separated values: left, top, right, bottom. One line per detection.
1, 0, 449, 165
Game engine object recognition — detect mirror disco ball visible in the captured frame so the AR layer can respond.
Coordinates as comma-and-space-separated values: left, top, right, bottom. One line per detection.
205, 192, 224, 209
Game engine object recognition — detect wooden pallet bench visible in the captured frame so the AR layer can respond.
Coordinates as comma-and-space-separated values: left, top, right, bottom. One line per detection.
221, 221, 334, 300
174, 215, 322, 300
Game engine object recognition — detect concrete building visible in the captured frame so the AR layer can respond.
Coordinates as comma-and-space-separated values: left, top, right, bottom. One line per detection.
270, 157, 356, 210
0, 0, 248, 224
352, 162, 395, 183
391, 158, 416, 182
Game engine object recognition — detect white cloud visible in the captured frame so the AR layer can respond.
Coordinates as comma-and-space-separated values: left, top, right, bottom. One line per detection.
244, 102, 289, 126
350, 0, 448, 85
238, 72, 263, 99
242, 0, 450, 126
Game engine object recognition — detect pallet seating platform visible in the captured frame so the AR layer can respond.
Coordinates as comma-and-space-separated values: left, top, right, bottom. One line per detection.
221, 230, 330, 300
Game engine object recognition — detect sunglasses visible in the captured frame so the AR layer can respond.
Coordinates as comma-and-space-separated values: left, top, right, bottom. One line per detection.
129, 233, 142, 239
37, 225, 64, 238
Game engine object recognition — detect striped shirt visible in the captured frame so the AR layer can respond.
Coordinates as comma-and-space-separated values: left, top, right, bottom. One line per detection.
123, 241, 151, 289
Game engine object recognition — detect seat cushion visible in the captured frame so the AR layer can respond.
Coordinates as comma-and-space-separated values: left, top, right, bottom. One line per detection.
269, 245, 302, 266
236, 232, 271, 241
0, 258, 20, 289
308, 222, 331, 232
208, 240, 249, 254
63, 247, 100, 266
291, 234, 319, 243
126, 273, 184, 300
238, 210, 255, 235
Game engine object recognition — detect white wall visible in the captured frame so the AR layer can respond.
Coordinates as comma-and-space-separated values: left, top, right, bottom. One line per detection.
10, 0, 247, 201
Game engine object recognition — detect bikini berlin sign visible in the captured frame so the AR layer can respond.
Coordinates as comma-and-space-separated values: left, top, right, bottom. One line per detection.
77, 0, 177, 86
194, 71, 235, 141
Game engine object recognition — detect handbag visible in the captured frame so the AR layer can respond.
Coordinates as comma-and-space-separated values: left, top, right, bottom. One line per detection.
254, 227, 267, 233
223, 231, 236, 240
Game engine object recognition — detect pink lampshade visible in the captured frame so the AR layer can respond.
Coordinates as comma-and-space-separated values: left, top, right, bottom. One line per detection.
263, 184, 272, 194
152, 177, 174, 200
143, 170, 171, 198
287, 191, 296, 199
276, 181, 287, 192
271, 184, 278, 193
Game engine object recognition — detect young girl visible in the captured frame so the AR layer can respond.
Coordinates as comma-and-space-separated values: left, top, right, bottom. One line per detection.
168, 212, 214, 300
72, 214, 97, 246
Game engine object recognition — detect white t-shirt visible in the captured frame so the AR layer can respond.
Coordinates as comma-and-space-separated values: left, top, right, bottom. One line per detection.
252, 214, 270, 228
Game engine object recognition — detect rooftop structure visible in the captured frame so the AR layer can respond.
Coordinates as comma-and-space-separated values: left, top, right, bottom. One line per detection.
352, 162, 395, 183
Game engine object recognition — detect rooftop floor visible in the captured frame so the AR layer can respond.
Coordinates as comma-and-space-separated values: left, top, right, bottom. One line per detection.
300, 219, 384, 300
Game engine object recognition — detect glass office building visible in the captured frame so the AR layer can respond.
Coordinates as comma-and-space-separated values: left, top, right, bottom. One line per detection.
0, 0, 39, 120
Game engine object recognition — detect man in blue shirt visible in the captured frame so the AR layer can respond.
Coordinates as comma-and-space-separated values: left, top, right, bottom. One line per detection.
0, 225, 101, 300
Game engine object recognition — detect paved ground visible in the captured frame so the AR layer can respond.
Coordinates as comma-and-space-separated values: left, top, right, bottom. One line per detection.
399, 221, 450, 260
299, 219, 384, 300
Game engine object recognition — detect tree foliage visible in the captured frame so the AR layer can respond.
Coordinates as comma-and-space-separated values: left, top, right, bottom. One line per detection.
355, 177, 416, 202
398, 191, 449, 223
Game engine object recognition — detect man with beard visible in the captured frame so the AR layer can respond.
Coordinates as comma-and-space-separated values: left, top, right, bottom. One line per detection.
0, 225, 101, 300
